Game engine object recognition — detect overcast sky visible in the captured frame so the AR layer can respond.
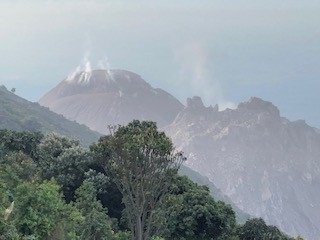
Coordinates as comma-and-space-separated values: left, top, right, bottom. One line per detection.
1, 0, 320, 126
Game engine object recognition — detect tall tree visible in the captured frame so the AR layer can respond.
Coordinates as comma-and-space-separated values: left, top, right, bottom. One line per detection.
75, 180, 113, 240
92, 120, 185, 240
154, 175, 236, 240
36, 133, 88, 200
237, 218, 293, 240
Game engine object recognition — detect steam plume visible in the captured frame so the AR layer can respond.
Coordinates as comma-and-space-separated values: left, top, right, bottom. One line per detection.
174, 43, 235, 110
66, 53, 112, 84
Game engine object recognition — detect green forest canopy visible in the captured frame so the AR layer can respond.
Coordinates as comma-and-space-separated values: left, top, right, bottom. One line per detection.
0, 121, 302, 240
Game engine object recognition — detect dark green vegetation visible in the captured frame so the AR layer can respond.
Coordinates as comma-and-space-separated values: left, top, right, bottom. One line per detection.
179, 166, 250, 224
91, 121, 185, 240
0, 121, 300, 239
0, 85, 100, 146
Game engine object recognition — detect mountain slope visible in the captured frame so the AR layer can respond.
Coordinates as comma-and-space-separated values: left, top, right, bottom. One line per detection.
179, 165, 250, 223
165, 96, 320, 239
39, 69, 183, 134
0, 85, 100, 146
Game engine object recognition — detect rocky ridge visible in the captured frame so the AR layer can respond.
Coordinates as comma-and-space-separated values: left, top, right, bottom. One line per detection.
165, 96, 320, 239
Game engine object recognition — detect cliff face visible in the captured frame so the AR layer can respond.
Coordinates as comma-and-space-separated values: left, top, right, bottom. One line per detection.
39, 69, 183, 134
165, 96, 320, 239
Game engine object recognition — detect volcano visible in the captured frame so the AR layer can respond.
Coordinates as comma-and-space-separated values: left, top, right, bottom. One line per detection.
39, 69, 183, 134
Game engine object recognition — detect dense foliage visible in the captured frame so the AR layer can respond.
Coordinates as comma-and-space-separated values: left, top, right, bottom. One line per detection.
91, 121, 185, 240
0, 121, 300, 239
154, 176, 236, 240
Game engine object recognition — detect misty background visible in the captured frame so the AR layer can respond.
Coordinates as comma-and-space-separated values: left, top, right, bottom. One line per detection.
1, 0, 320, 126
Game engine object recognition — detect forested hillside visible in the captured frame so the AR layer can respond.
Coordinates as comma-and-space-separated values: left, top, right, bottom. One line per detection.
0, 121, 299, 240
0, 84, 251, 223
0, 85, 100, 146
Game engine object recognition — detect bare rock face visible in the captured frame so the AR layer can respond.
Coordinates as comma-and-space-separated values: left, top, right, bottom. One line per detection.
39, 69, 183, 134
165, 96, 320, 239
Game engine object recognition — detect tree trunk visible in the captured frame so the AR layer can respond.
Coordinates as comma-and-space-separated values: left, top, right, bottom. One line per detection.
136, 216, 143, 240
144, 211, 153, 240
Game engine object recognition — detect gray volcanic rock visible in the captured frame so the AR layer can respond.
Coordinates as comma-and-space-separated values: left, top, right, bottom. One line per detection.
39, 69, 183, 134
165, 96, 320, 239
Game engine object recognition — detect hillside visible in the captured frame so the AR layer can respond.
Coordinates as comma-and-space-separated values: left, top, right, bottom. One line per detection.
0, 85, 100, 146
179, 165, 250, 223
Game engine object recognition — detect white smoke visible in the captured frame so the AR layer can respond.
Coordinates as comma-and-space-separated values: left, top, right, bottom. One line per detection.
66, 65, 81, 82
66, 52, 91, 83
66, 54, 113, 84
97, 57, 110, 70
84, 57, 92, 73
97, 57, 112, 76
174, 43, 235, 110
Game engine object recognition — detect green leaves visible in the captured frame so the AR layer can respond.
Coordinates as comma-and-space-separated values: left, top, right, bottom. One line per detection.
236, 218, 293, 240
74, 181, 113, 240
113, 120, 173, 156
0, 126, 298, 240
13, 180, 82, 240
0, 152, 38, 193
36, 133, 93, 201
155, 176, 236, 240
93, 120, 184, 240
0, 130, 43, 158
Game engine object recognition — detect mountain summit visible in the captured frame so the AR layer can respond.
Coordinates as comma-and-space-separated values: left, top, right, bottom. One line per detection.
39, 69, 183, 134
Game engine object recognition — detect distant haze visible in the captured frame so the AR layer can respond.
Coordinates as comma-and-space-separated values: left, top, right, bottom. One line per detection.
0, 0, 320, 126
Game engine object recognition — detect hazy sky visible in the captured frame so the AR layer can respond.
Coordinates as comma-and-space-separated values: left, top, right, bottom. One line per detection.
1, 0, 320, 126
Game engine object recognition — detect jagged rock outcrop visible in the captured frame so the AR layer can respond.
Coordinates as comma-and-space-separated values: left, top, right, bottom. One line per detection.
165, 96, 320, 239
39, 69, 183, 134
